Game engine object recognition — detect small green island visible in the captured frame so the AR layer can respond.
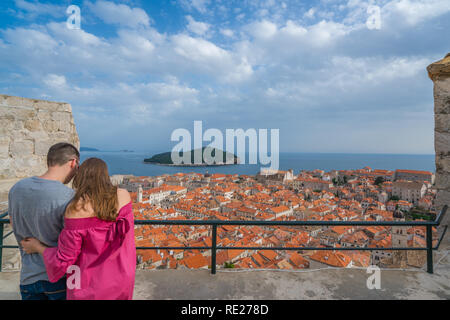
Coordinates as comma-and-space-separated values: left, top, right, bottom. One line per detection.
144, 147, 240, 166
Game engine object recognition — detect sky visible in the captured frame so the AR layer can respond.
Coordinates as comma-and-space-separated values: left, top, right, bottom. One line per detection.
0, 0, 449, 154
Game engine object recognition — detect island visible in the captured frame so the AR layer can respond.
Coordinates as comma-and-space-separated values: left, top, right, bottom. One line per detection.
144, 147, 240, 166
80, 147, 100, 151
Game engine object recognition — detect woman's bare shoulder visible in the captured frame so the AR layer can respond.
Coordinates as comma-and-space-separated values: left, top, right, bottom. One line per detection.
117, 188, 131, 208
65, 200, 96, 219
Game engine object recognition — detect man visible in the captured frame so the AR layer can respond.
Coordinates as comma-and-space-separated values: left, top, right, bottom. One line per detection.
8, 142, 79, 300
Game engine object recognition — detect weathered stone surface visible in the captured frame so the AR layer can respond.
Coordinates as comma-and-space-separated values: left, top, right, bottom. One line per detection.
428, 53, 450, 81
0, 94, 80, 194
429, 54, 450, 228
435, 114, 450, 133
51, 111, 71, 122
0, 138, 9, 158
435, 169, 450, 191
0, 105, 37, 120
2, 95, 34, 108
435, 190, 450, 228
0, 118, 14, 135
36, 109, 52, 121
24, 119, 42, 132
34, 140, 53, 157
9, 140, 34, 157
436, 155, 450, 173
435, 131, 450, 155
57, 120, 71, 132
434, 78, 450, 114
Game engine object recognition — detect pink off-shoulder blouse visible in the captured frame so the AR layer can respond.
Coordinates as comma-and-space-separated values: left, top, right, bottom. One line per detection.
42, 202, 136, 300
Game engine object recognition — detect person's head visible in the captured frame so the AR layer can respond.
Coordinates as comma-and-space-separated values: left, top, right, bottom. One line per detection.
47, 142, 80, 184
67, 157, 118, 221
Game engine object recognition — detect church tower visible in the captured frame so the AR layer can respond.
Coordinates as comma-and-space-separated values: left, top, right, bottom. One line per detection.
137, 185, 143, 203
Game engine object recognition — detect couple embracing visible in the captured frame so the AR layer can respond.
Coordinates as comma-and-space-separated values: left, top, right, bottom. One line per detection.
8, 142, 136, 300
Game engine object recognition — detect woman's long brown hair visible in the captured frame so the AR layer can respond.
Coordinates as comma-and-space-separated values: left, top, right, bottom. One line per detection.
67, 157, 118, 221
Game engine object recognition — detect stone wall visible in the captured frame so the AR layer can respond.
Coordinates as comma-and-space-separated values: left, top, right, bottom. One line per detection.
428, 53, 450, 244
0, 94, 79, 202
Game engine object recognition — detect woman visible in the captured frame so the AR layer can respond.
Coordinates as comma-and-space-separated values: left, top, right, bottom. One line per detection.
21, 157, 136, 300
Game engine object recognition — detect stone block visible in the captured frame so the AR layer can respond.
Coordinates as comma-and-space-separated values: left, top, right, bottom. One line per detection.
435, 114, 450, 133
0, 118, 14, 134
58, 103, 72, 113
24, 119, 42, 132
2, 95, 34, 108
34, 100, 65, 112
433, 78, 450, 114
9, 140, 34, 157
435, 131, 450, 155
43, 120, 59, 132
36, 109, 52, 121
437, 155, 450, 173
0, 138, 9, 158
57, 120, 71, 132
0, 158, 15, 179
434, 170, 450, 190
51, 111, 71, 122
0, 106, 37, 121
34, 140, 53, 156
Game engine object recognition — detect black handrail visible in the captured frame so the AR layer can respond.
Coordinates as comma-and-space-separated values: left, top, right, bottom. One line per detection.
0, 205, 447, 274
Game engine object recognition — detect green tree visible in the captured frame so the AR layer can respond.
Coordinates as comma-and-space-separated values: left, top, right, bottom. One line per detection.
374, 177, 385, 185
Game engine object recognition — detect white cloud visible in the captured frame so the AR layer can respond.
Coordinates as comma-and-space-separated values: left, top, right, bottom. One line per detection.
14, 0, 65, 19
86, 0, 151, 28
247, 20, 278, 40
43, 74, 67, 88
304, 8, 316, 19
186, 15, 211, 36
185, 0, 211, 14
383, 0, 450, 26
1, 0, 447, 152
172, 34, 253, 82
220, 28, 234, 37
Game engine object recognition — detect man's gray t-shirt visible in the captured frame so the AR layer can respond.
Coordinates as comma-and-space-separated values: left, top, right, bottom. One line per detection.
8, 176, 74, 285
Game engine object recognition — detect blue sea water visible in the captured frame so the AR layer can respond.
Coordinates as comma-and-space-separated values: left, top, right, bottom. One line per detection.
80, 151, 435, 177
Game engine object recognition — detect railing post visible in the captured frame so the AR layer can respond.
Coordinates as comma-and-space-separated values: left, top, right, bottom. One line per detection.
426, 225, 433, 274
0, 222, 4, 272
211, 224, 217, 275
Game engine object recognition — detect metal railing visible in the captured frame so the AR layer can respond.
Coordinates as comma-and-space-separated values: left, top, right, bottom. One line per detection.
0, 205, 447, 274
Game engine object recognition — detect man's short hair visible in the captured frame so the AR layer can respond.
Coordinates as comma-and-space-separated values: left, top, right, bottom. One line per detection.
47, 142, 80, 167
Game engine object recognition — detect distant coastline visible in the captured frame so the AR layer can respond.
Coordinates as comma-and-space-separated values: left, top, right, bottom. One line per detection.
80, 147, 100, 151
147, 162, 239, 167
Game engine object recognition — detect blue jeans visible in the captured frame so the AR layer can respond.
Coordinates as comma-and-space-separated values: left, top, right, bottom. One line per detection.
20, 277, 67, 300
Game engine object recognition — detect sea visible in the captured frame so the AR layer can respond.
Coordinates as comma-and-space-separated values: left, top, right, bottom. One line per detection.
80, 151, 435, 177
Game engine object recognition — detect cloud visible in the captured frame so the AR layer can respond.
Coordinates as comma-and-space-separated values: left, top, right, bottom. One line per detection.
186, 15, 211, 36
304, 8, 315, 19
14, 0, 65, 19
43, 74, 67, 88
383, 0, 450, 26
220, 28, 234, 37
0, 0, 447, 153
86, 0, 151, 28
181, 0, 211, 14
